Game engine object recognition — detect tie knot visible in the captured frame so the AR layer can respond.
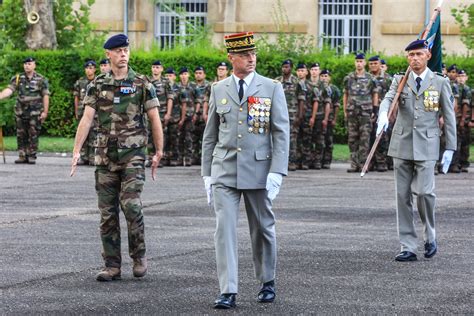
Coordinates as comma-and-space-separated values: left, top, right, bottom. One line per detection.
239, 79, 245, 86
416, 77, 422, 84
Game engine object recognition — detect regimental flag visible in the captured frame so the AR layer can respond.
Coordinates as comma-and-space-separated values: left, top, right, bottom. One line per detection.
422, 14, 443, 73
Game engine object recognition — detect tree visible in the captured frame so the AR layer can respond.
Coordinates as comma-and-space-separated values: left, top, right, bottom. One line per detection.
24, 0, 58, 49
452, 3, 474, 53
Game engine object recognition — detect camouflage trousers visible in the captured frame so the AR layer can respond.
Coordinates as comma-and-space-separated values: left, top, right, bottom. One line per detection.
16, 114, 41, 159
192, 117, 205, 162
459, 125, 471, 168
166, 121, 180, 162
347, 110, 372, 169
179, 117, 194, 162
289, 119, 299, 164
95, 159, 146, 268
298, 119, 313, 166
322, 124, 334, 166
369, 120, 388, 168
79, 116, 96, 163
311, 116, 325, 166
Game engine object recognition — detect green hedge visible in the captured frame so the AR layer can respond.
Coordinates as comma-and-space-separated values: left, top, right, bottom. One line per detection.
1, 48, 473, 142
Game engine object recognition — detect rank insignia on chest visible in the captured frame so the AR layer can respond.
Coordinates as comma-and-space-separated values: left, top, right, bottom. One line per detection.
423, 90, 440, 112
120, 80, 137, 94
247, 96, 271, 134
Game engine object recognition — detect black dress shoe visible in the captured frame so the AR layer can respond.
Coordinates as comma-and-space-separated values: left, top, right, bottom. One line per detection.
424, 241, 437, 258
257, 280, 276, 303
214, 293, 236, 309
395, 251, 417, 262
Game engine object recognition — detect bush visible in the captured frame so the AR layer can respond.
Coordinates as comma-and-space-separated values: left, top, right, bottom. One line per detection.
0, 49, 472, 142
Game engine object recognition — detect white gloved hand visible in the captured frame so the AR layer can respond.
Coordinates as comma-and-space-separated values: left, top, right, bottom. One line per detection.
440, 150, 454, 174
376, 111, 389, 136
266, 172, 283, 201
203, 176, 213, 206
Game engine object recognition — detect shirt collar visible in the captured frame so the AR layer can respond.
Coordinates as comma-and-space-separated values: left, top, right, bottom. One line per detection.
412, 67, 429, 82
232, 72, 255, 88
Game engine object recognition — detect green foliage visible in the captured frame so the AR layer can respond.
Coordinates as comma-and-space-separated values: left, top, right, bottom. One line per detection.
452, 4, 474, 53
0, 0, 106, 50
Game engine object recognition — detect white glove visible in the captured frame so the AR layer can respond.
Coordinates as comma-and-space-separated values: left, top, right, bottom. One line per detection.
376, 111, 389, 136
266, 172, 283, 201
203, 176, 213, 206
440, 150, 454, 174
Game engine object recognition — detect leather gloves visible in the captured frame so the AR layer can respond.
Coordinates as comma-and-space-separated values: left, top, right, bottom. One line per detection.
440, 150, 454, 174
376, 111, 389, 136
203, 176, 213, 206
266, 172, 282, 201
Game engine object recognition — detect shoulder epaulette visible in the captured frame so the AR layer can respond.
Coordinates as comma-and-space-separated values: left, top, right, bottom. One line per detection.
272, 79, 278, 84
396, 72, 406, 76
212, 81, 218, 86
435, 72, 445, 77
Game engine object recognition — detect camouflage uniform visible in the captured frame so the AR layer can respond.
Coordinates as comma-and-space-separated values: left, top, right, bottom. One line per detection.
177, 81, 199, 165
193, 80, 211, 164
73, 76, 96, 163
322, 83, 341, 168
370, 71, 393, 171
8, 72, 49, 160
167, 82, 181, 165
307, 80, 327, 168
457, 83, 472, 170
82, 68, 159, 268
275, 74, 300, 167
439, 80, 459, 172
343, 72, 378, 170
146, 76, 173, 165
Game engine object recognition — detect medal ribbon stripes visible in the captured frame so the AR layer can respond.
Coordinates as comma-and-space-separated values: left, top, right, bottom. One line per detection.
423, 88, 440, 112
247, 96, 271, 134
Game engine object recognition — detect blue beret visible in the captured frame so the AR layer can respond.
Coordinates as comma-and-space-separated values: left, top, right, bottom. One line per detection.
310, 63, 320, 68
296, 63, 307, 69
380, 59, 386, 65
457, 69, 466, 75
217, 61, 228, 68
282, 59, 293, 66
152, 60, 162, 66
447, 64, 457, 72
404, 39, 428, 51
179, 67, 188, 74
194, 66, 205, 72
84, 60, 96, 68
165, 67, 175, 74
320, 69, 330, 75
99, 58, 110, 65
24, 56, 35, 63
103, 34, 129, 49
355, 53, 365, 60
368, 55, 380, 62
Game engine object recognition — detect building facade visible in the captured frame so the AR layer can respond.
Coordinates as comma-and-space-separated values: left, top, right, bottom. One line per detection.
83, 0, 467, 55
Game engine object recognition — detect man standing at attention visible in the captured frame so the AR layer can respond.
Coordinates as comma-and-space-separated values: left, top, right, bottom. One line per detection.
0, 57, 50, 164
70, 34, 164, 281
377, 40, 456, 262
201, 32, 289, 309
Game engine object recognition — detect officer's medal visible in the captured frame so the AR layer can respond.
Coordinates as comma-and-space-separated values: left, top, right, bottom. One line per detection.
423, 88, 439, 112
247, 97, 271, 134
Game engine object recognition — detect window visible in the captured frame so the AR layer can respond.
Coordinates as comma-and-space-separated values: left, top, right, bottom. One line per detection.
155, 0, 207, 49
319, 0, 372, 54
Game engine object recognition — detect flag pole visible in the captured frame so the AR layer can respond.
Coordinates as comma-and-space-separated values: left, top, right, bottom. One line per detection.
360, 3, 443, 177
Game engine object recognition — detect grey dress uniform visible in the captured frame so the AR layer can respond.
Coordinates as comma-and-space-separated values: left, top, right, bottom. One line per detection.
201, 72, 289, 294
380, 69, 456, 253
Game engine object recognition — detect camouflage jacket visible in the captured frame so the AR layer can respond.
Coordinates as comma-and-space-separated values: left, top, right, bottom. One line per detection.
275, 74, 300, 120
301, 79, 320, 118
458, 83, 472, 122
8, 72, 50, 116
147, 75, 174, 113
168, 81, 182, 121
177, 81, 199, 117
83, 68, 159, 165
343, 71, 379, 111
195, 80, 211, 112
372, 71, 393, 103
73, 77, 93, 117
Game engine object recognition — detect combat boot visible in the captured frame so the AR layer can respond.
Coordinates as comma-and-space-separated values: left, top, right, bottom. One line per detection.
169, 160, 179, 167
133, 257, 147, 278
377, 164, 388, 172
449, 165, 461, 173
27, 157, 36, 164
14, 156, 28, 164
288, 163, 297, 171
314, 163, 322, 170
183, 157, 192, 167
96, 267, 121, 281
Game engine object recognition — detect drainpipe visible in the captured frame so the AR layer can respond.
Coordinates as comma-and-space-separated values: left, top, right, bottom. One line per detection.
424, 0, 430, 26
124, 0, 129, 36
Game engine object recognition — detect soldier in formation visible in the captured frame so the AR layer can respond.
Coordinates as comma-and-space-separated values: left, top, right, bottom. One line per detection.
0, 57, 50, 164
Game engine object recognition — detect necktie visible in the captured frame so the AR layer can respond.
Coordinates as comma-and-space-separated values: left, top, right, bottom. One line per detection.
238, 79, 245, 101
415, 77, 422, 92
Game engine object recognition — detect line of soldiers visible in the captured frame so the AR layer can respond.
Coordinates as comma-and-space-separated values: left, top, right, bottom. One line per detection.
74, 60, 230, 167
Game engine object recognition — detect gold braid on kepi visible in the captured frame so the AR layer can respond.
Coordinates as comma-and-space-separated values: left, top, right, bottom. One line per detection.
224, 32, 255, 53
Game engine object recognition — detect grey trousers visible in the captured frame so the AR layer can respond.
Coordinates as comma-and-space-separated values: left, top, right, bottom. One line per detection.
393, 158, 437, 253
212, 184, 276, 294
